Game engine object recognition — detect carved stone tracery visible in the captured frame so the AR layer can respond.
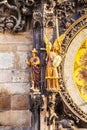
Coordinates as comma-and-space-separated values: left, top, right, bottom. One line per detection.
33, 11, 42, 28
0, 0, 86, 33
0, 0, 36, 32
44, 4, 55, 28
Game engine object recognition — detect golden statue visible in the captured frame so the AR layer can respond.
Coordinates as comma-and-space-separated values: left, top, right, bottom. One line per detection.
25, 48, 41, 92
44, 34, 65, 91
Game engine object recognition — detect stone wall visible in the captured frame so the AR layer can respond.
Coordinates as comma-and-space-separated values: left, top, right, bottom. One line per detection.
0, 31, 33, 127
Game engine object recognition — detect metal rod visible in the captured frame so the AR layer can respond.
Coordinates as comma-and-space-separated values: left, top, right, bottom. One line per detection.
56, 14, 59, 38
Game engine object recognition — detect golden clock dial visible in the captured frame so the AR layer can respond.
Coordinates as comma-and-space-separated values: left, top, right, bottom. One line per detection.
63, 28, 87, 114
73, 39, 87, 102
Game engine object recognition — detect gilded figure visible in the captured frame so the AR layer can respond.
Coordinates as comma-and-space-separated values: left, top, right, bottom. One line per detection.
44, 34, 65, 91
25, 48, 41, 92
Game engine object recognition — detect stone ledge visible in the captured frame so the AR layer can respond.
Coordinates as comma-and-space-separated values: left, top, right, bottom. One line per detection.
0, 32, 33, 44
0, 45, 17, 51
17, 45, 32, 52
0, 44, 32, 52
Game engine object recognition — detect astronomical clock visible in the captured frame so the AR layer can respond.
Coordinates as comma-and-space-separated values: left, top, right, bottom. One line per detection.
60, 14, 87, 127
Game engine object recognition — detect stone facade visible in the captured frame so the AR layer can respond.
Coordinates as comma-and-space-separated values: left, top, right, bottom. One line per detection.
0, 32, 33, 127
0, 0, 87, 129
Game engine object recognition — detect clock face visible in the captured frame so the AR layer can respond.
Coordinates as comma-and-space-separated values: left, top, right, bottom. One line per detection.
60, 14, 87, 124
73, 39, 87, 102
63, 28, 87, 114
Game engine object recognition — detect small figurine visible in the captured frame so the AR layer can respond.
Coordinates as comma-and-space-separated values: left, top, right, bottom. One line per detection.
25, 48, 41, 92
44, 33, 65, 91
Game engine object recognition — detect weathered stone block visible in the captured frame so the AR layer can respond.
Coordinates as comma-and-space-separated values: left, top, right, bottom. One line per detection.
11, 70, 29, 83
0, 70, 12, 83
11, 94, 29, 110
0, 70, 29, 83
0, 52, 14, 69
16, 52, 29, 69
0, 95, 11, 110
0, 110, 31, 126
0, 83, 30, 95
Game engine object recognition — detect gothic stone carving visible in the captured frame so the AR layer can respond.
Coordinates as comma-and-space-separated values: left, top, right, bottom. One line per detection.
43, 3, 56, 28
0, 0, 37, 32
33, 11, 42, 29
55, 0, 86, 33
